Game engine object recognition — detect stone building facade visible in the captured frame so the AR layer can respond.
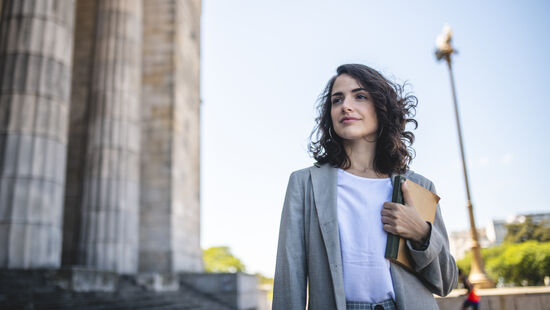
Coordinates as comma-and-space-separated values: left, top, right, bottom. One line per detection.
0, 0, 202, 274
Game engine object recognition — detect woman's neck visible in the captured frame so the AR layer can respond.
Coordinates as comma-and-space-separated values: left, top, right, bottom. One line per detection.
344, 140, 388, 179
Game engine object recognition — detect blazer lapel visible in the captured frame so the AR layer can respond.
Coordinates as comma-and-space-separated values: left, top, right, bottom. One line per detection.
310, 164, 346, 310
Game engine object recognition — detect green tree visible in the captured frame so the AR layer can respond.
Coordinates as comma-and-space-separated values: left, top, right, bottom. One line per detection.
489, 241, 550, 286
255, 273, 274, 285
457, 217, 550, 286
203, 246, 246, 273
457, 241, 550, 286
456, 245, 505, 279
504, 217, 550, 243
256, 273, 274, 301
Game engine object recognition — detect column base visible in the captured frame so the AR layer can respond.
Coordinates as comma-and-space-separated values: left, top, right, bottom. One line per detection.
469, 271, 495, 288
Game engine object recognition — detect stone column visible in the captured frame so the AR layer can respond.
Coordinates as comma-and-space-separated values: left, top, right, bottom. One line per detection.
0, 0, 75, 268
76, 0, 142, 273
61, 0, 99, 267
172, 0, 202, 272
140, 0, 202, 273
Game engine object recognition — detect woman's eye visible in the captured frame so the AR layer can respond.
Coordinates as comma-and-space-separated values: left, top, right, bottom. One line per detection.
356, 94, 368, 100
332, 98, 343, 104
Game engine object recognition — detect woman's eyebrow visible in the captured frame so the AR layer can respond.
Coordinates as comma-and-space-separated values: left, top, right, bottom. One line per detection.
331, 88, 368, 97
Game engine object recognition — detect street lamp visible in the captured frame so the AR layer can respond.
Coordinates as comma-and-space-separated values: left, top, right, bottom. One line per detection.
435, 25, 495, 288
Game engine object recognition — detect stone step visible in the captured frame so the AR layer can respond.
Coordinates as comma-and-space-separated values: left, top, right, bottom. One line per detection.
0, 271, 237, 310
28, 289, 233, 310
32, 292, 205, 310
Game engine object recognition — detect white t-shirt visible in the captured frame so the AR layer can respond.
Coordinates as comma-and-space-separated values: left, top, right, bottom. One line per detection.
337, 168, 396, 303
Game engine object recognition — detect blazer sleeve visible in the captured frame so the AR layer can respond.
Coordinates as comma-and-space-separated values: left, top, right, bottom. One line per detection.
272, 172, 307, 310
405, 181, 458, 296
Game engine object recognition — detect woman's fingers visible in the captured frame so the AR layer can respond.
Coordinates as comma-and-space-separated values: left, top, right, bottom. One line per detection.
381, 207, 396, 217
381, 196, 428, 241
382, 201, 399, 210
381, 213, 394, 223
381, 203, 400, 234
383, 224, 396, 235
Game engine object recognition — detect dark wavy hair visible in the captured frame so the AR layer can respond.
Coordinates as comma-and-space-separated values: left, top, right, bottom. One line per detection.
309, 64, 418, 175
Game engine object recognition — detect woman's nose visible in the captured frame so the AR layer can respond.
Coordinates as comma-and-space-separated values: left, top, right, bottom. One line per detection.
342, 97, 352, 111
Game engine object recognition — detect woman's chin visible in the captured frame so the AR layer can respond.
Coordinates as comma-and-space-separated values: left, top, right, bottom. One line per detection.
341, 134, 377, 143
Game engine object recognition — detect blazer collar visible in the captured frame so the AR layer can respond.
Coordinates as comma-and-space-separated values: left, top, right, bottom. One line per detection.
310, 163, 345, 309
310, 163, 337, 225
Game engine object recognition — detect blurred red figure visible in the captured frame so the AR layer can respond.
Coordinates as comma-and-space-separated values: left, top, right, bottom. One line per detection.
459, 269, 480, 310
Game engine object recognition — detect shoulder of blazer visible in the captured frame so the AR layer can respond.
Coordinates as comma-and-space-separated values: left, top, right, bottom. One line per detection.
309, 163, 336, 181
311, 162, 333, 170
403, 170, 435, 192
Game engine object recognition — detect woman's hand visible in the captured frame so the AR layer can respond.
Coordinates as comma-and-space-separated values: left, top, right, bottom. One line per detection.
381, 180, 430, 245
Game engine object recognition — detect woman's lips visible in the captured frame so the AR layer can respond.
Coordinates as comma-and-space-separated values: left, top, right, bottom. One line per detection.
341, 117, 359, 123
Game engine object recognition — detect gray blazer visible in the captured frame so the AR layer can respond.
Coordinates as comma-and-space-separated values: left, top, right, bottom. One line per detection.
273, 163, 458, 310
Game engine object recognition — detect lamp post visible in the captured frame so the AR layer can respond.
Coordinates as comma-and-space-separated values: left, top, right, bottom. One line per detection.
435, 25, 495, 288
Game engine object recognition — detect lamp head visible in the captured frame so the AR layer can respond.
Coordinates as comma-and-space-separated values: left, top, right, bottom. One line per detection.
435, 24, 456, 62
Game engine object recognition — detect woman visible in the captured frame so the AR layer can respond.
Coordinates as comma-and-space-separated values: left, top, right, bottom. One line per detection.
273, 64, 457, 310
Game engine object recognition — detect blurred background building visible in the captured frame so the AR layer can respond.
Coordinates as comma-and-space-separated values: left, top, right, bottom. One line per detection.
450, 228, 491, 261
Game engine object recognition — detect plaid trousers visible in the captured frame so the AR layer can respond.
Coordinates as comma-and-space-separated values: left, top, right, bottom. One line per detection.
346, 299, 397, 310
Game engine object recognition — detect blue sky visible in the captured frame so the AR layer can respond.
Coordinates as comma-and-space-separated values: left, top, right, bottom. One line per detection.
200, 0, 550, 276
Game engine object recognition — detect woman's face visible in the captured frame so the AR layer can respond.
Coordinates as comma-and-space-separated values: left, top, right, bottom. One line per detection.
330, 74, 379, 143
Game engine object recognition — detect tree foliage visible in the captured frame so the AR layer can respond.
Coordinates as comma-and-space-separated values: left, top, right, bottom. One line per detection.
202, 246, 246, 273
504, 217, 550, 243
456, 245, 504, 277
256, 273, 274, 301
489, 241, 550, 285
457, 241, 550, 286
457, 218, 550, 286
256, 273, 274, 285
